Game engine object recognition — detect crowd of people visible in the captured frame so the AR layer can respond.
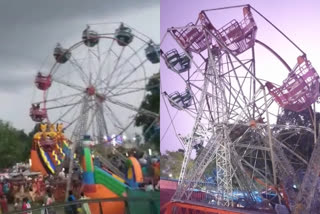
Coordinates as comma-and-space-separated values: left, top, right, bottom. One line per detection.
0, 176, 45, 213
0, 173, 83, 213
137, 157, 160, 193
0, 151, 160, 213
65, 191, 91, 214
17, 189, 91, 214
139, 180, 160, 192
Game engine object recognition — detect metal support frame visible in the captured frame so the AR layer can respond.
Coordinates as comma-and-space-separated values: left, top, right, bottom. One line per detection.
65, 96, 90, 200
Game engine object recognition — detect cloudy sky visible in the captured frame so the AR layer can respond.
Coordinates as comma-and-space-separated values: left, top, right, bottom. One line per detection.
0, 0, 159, 133
160, 0, 320, 153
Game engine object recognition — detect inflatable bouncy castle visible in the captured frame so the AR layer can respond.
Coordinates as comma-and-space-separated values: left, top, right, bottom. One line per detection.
30, 123, 68, 176
29, 123, 158, 213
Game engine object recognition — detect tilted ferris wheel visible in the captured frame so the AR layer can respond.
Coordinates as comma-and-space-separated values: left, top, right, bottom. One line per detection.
161, 4, 319, 211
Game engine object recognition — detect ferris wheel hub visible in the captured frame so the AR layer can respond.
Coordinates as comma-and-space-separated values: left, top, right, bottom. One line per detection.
85, 85, 106, 102
85, 86, 96, 96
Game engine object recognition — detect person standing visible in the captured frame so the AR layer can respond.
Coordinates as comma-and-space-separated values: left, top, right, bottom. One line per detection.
0, 183, 3, 197
45, 191, 55, 214
66, 190, 77, 214
2, 182, 9, 196
152, 160, 160, 185
155, 181, 160, 191
14, 198, 19, 211
29, 187, 36, 202
145, 181, 154, 192
22, 198, 30, 214
26, 199, 32, 214
79, 192, 91, 214
58, 168, 66, 180
0, 195, 8, 213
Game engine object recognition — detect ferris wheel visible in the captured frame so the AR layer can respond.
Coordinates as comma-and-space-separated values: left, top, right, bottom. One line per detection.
161, 5, 319, 210
30, 22, 160, 145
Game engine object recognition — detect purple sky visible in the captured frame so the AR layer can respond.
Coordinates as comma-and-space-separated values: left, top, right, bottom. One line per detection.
160, 0, 320, 153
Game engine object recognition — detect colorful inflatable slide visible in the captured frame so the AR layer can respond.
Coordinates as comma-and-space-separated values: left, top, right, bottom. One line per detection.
126, 156, 144, 188
30, 123, 67, 176
81, 147, 129, 213
30, 123, 152, 214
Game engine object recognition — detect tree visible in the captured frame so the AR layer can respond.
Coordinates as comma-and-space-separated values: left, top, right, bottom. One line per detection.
135, 72, 160, 151
276, 108, 319, 163
0, 120, 32, 169
276, 108, 320, 129
160, 150, 194, 179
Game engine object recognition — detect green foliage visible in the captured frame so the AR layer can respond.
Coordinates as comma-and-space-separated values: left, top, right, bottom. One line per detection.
276, 108, 320, 129
276, 108, 319, 163
160, 150, 193, 179
135, 72, 160, 151
0, 120, 32, 169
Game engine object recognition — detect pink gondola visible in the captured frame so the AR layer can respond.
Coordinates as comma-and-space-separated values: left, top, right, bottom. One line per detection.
266, 56, 319, 112
199, 7, 257, 55
30, 105, 47, 122
217, 7, 257, 55
35, 73, 52, 90
172, 23, 210, 54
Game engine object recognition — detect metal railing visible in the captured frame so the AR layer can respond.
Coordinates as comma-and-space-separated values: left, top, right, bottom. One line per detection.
8, 195, 160, 214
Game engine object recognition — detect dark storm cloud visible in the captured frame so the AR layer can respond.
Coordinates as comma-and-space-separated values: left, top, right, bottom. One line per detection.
0, 0, 158, 26
0, 0, 159, 92
0, 73, 32, 92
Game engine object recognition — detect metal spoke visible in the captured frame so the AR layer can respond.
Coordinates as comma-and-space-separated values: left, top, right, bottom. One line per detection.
108, 87, 147, 98
52, 99, 84, 124
69, 56, 90, 85
105, 47, 125, 88
100, 76, 150, 94
106, 59, 148, 95
35, 92, 83, 105
104, 103, 126, 130
46, 100, 84, 110
52, 77, 85, 92
110, 44, 147, 79
107, 97, 158, 118
94, 40, 115, 86
96, 43, 147, 88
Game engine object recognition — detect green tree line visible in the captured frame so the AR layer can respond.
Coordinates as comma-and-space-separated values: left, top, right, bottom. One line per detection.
0, 120, 32, 169
135, 72, 160, 151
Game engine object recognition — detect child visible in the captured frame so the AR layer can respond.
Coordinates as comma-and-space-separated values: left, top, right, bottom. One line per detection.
26, 198, 32, 214
22, 197, 28, 214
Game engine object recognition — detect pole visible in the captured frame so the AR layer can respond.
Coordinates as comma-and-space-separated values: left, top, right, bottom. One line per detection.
262, 87, 280, 203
